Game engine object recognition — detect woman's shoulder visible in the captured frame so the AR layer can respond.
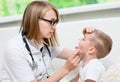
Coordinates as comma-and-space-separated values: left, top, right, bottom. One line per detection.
4, 34, 27, 58
50, 45, 63, 50
7, 34, 23, 46
5, 34, 24, 52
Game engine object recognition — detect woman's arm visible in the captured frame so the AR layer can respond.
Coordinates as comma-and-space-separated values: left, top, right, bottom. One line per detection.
57, 48, 74, 60
31, 50, 81, 82
31, 67, 70, 82
70, 73, 79, 82
85, 79, 96, 82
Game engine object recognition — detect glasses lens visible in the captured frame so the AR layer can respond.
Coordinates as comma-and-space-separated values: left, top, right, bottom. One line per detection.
51, 20, 58, 26
39, 17, 58, 26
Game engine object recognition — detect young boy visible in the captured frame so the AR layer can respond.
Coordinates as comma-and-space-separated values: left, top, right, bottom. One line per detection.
70, 30, 112, 82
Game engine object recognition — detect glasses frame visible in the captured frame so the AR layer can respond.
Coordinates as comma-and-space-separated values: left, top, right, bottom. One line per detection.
38, 17, 58, 26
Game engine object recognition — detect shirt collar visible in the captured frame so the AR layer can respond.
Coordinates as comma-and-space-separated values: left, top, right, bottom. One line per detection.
25, 38, 44, 54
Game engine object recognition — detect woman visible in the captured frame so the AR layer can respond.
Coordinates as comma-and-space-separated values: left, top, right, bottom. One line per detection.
1, 1, 95, 82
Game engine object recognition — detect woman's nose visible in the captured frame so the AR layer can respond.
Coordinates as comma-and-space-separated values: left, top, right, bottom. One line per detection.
51, 25, 56, 30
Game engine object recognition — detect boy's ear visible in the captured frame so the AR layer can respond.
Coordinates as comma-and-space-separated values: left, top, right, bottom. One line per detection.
88, 47, 95, 54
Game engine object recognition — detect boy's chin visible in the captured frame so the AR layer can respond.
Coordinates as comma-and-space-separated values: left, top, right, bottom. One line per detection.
80, 57, 84, 61
80, 55, 84, 60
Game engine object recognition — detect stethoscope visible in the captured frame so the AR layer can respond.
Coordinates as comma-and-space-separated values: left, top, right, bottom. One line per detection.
21, 32, 51, 78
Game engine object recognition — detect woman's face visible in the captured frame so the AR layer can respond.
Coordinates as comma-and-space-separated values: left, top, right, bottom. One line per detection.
38, 9, 58, 38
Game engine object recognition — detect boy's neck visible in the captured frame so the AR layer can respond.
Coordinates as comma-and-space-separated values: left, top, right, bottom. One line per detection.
82, 54, 97, 67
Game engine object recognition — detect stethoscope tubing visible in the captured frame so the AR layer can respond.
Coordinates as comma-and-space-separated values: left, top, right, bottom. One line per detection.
21, 32, 52, 78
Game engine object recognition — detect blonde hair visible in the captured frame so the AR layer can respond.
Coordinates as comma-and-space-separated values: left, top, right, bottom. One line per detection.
89, 30, 112, 59
20, 1, 59, 46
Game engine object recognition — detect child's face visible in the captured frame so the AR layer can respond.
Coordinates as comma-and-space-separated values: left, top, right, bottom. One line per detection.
76, 34, 93, 56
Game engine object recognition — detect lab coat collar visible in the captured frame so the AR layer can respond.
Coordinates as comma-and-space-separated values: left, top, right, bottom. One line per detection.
24, 37, 44, 54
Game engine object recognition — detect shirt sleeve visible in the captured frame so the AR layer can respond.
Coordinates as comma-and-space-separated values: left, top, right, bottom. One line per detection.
50, 46, 63, 59
4, 40, 35, 82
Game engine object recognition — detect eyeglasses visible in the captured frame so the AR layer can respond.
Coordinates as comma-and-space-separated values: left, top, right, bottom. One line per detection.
38, 17, 58, 26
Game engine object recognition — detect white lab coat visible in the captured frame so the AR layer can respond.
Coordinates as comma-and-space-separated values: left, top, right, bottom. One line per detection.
1, 33, 63, 82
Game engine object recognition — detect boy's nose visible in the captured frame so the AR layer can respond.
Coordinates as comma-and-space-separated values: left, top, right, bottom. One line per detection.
75, 46, 79, 49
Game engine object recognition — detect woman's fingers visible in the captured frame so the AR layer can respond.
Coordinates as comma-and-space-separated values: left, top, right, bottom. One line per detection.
69, 50, 80, 59
83, 27, 97, 34
71, 54, 81, 66
65, 50, 81, 71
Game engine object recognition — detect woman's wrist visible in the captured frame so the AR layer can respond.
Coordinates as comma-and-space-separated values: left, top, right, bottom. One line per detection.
61, 66, 71, 74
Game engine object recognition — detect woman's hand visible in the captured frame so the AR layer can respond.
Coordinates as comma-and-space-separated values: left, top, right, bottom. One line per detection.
63, 50, 81, 72
83, 27, 97, 34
